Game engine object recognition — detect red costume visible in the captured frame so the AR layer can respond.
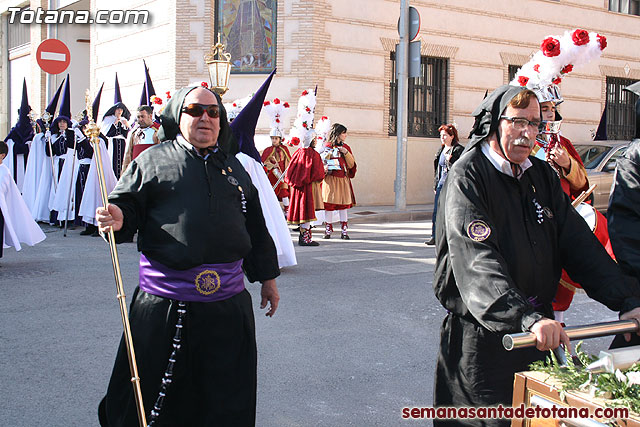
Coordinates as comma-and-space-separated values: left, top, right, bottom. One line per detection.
557, 134, 589, 199
285, 147, 324, 225
554, 210, 615, 311
550, 134, 616, 312
261, 144, 291, 200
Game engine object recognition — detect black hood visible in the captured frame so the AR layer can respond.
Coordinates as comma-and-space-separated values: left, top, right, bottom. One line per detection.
157, 86, 233, 153
103, 102, 131, 121
465, 85, 529, 153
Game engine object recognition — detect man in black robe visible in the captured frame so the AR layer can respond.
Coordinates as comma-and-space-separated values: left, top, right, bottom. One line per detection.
96, 85, 280, 427
432, 85, 640, 426
608, 81, 640, 349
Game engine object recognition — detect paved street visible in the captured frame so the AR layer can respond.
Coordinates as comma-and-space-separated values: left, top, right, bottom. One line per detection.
0, 219, 617, 426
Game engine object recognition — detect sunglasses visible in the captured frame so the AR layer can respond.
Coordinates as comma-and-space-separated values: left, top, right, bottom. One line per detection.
182, 103, 220, 118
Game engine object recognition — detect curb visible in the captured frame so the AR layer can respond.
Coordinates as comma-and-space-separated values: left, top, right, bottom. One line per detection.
349, 210, 433, 224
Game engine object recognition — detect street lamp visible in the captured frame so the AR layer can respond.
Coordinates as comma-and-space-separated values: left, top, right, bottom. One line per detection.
205, 34, 232, 96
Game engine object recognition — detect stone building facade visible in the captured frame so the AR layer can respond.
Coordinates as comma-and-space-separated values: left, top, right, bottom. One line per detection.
2, 0, 639, 205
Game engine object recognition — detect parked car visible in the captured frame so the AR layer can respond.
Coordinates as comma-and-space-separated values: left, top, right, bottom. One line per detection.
573, 141, 630, 213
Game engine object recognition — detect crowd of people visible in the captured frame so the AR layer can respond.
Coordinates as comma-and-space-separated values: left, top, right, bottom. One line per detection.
1, 28, 640, 427
2, 72, 161, 243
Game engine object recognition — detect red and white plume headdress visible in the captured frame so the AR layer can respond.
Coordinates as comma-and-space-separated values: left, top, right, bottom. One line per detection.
511, 29, 607, 104
150, 91, 172, 116
315, 116, 332, 149
224, 94, 253, 122
263, 97, 291, 138
287, 88, 316, 148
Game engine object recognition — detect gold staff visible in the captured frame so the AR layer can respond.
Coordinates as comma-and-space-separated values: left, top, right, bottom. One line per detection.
41, 111, 58, 192
83, 90, 147, 427
28, 110, 38, 134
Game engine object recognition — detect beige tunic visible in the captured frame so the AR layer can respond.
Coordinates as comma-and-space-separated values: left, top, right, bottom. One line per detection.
322, 151, 356, 206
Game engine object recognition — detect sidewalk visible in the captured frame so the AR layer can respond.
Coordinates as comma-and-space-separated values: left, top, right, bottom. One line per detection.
347, 203, 434, 224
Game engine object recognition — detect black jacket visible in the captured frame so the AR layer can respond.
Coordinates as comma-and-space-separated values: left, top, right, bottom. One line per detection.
608, 139, 640, 282
109, 139, 279, 282
433, 142, 463, 190
433, 144, 640, 412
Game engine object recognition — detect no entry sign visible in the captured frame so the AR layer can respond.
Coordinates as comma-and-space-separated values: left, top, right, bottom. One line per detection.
36, 39, 70, 74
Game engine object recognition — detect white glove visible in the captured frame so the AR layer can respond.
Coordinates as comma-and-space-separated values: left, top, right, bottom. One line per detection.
45, 130, 51, 139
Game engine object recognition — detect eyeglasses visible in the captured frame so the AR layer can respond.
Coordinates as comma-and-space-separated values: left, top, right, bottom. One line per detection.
500, 116, 543, 132
182, 103, 220, 118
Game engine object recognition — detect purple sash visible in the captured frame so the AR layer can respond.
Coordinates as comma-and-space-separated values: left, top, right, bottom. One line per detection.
139, 254, 245, 302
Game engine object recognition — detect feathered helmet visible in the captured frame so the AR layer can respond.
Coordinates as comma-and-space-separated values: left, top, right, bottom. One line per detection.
511, 29, 607, 105
263, 97, 291, 139
287, 88, 316, 148
315, 116, 332, 148
224, 94, 252, 122
150, 90, 172, 116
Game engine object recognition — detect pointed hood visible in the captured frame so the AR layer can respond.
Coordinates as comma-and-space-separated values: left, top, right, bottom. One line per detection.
623, 81, 640, 140
114, 73, 123, 104
51, 74, 72, 134
5, 78, 34, 145
92, 83, 104, 122
103, 73, 131, 120
36, 78, 65, 132
593, 104, 607, 141
229, 68, 276, 162
144, 60, 156, 104
139, 81, 148, 107
157, 86, 233, 154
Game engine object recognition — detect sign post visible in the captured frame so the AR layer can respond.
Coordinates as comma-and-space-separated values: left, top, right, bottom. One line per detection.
395, 2, 419, 210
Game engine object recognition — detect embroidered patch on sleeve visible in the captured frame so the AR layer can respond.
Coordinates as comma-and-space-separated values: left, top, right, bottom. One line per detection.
467, 220, 491, 242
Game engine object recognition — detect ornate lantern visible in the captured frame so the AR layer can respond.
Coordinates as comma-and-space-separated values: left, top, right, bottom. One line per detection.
205, 34, 232, 96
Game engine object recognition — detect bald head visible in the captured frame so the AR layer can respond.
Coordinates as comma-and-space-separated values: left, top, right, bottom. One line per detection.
179, 88, 220, 149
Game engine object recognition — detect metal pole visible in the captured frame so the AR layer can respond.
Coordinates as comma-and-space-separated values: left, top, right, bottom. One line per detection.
503, 319, 640, 351
395, 0, 409, 210
47, 0, 56, 109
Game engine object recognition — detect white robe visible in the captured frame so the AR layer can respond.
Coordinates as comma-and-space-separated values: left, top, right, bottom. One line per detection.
22, 133, 46, 215
4, 138, 28, 192
51, 148, 80, 222
46, 133, 67, 213
101, 116, 117, 165
79, 138, 117, 226
4, 139, 14, 186
101, 116, 129, 175
32, 137, 56, 222
236, 152, 297, 268
0, 163, 46, 251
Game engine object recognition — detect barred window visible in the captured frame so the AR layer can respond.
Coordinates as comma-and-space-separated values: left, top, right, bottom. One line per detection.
508, 65, 520, 83
389, 52, 449, 137
215, 0, 276, 73
609, 0, 640, 16
606, 76, 638, 140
